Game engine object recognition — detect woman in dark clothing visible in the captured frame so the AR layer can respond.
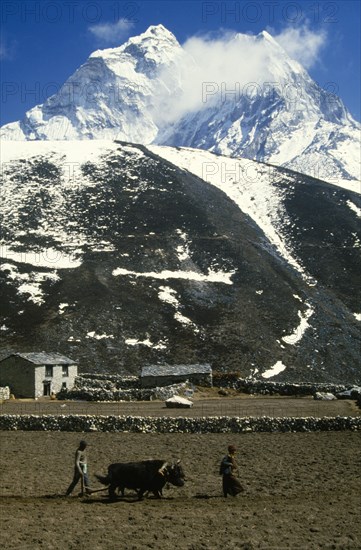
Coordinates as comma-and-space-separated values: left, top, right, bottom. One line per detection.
220, 444, 243, 497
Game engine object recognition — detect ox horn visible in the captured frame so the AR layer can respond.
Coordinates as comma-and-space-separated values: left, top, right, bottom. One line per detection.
158, 461, 168, 474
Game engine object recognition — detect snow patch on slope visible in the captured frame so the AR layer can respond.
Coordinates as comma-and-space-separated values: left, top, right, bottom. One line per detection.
262, 361, 287, 378
125, 337, 167, 350
158, 285, 199, 332
347, 200, 361, 217
0, 263, 59, 305
282, 304, 314, 345
112, 266, 235, 284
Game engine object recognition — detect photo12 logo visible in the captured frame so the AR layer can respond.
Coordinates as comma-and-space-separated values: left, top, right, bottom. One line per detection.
1, 80, 143, 108
201, 2, 339, 24
201, 157, 340, 186
1, 1, 140, 24
201, 80, 341, 112
0, 244, 81, 269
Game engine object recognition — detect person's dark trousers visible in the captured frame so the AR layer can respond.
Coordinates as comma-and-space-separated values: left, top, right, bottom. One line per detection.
222, 474, 242, 497
222, 475, 229, 497
66, 469, 89, 495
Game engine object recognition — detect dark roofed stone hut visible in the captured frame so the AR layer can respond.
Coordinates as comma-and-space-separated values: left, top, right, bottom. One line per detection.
0, 352, 77, 398
140, 364, 212, 388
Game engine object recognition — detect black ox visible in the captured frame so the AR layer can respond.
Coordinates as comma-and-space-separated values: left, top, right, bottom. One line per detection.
95, 459, 185, 500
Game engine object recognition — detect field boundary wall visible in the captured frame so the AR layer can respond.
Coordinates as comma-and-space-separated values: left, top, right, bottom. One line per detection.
0, 414, 360, 433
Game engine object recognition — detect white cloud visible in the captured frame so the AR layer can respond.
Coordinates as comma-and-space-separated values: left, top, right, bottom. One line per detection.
88, 18, 134, 44
184, 32, 273, 90
273, 25, 327, 69
154, 25, 327, 125
155, 31, 273, 124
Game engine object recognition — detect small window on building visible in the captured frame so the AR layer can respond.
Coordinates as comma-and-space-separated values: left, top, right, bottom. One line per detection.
45, 366, 53, 377
62, 365, 69, 377
62, 382, 67, 390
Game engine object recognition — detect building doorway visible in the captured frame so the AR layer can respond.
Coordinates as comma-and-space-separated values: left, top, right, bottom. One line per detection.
43, 382, 51, 396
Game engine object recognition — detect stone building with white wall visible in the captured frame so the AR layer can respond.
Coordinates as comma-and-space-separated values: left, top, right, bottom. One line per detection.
0, 352, 77, 398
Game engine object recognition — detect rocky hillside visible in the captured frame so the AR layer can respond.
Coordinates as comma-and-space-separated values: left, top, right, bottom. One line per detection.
0, 140, 360, 383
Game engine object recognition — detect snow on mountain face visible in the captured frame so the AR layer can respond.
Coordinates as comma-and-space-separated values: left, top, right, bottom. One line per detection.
0, 140, 360, 382
160, 85, 360, 192
155, 30, 360, 191
150, 145, 361, 310
150, 145, 312, 282
1, 25, 360, 189
0, 25, 186, 143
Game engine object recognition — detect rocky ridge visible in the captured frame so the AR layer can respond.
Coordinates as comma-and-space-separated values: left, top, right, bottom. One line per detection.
0, 140, 360, 383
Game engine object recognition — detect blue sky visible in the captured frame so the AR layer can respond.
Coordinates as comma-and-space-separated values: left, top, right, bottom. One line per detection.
1, 0, 360, 125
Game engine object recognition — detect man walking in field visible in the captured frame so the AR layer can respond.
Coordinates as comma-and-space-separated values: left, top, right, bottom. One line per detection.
66, 440, 90, 496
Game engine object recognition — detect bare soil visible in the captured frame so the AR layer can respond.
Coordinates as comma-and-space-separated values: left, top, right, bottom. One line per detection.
1, 395, 359, 418
1, 429, 360, 549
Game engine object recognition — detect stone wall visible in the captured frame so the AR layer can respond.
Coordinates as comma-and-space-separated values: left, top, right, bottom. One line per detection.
0, 414, 360, 433
61, 373, 359, 402
52, 373, 357, 401
57, 382, 189, 402
141, 373, 212, 389
78, 374, 139, 389
214, 376, 352, 396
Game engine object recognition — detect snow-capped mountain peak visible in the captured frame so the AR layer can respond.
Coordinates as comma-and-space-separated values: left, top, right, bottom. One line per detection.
90, 24, 180, 66
256, 29, 279, 43
1, 25, 360, 188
